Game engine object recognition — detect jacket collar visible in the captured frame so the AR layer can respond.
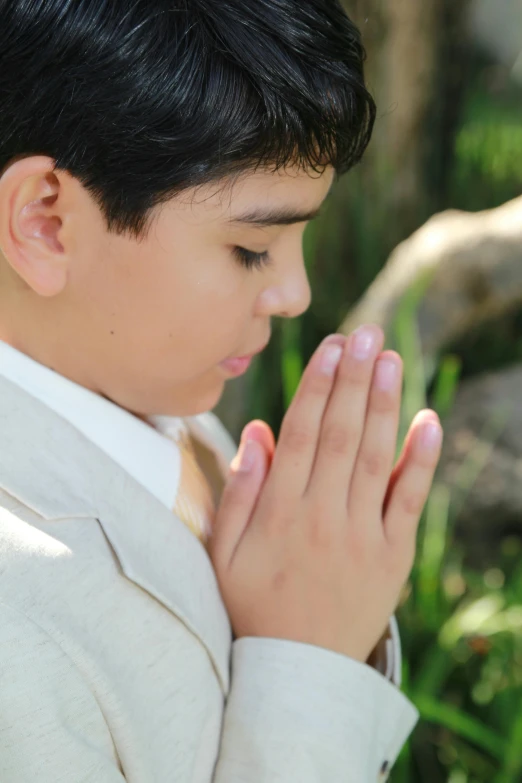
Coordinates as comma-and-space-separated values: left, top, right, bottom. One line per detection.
0, 375, 231, 692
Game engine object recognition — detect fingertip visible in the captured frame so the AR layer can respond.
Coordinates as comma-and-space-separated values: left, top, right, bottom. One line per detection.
240, 420, 275, 461
231, 438, 265, 476
323, 333, 346, 346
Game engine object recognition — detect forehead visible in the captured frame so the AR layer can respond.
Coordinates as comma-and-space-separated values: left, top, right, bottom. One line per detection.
172, 164, 336, 227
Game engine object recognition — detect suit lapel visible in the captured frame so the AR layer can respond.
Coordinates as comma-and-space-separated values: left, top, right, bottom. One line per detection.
0, 375, 231, 692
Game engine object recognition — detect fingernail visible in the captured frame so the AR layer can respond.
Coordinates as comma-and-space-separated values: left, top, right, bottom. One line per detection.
238, 440, 258, 472
350, 327, 376, 360
421, 422, 442, 449
320, 344, 344, 375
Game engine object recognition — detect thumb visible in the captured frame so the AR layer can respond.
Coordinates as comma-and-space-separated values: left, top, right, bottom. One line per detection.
240, 419, 276, 465
210, 436, 268, 569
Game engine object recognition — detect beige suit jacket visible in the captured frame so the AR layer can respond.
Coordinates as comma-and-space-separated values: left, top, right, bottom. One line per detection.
0, 375, 418, 782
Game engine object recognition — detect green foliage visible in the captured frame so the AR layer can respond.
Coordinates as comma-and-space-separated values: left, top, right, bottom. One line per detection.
390, 298, 522, 783
456, 121, 522, 184
449, 84, 522, 211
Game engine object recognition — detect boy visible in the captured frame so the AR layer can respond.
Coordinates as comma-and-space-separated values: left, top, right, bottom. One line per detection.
0, 1, 443, 781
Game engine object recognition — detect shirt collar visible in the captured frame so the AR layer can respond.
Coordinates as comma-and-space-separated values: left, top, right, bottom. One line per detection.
0, 340, 181, 509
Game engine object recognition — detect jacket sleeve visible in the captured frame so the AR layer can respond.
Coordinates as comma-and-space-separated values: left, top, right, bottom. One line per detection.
213, 637, 418, 783
0, 602, 125, 783
0, 600, 417, 783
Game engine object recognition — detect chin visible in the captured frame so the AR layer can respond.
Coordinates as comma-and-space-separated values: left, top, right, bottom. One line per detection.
163, 379, 226, 418
124, 371, 227, 419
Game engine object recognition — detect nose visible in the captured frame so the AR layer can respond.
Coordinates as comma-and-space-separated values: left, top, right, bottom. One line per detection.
257, 261, 312, 320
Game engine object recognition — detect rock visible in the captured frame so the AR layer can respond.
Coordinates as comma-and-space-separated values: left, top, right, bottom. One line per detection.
340, 196, 522, 366
437, 363, 522, 566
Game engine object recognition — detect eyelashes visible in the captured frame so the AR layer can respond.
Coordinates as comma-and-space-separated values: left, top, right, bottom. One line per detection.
233, 246, 272, 271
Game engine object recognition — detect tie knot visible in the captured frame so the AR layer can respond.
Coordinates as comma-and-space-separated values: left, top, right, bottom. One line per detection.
170, 423, 216, 545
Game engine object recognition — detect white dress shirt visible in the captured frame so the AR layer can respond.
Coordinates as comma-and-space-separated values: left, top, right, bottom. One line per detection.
0, 340, 184, 508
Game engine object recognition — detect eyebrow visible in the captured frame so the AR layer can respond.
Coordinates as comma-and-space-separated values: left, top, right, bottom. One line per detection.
228, 194, 332, 227
227, 176, 336, 227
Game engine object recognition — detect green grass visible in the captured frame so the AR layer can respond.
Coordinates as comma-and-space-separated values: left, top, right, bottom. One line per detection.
449, 83, 522, 212
389, 296, 522, 782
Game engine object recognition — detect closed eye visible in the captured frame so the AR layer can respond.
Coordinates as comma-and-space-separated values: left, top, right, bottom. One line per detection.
233, 246, 272, 271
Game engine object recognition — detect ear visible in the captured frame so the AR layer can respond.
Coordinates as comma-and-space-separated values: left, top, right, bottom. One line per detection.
0, 156, 71, 297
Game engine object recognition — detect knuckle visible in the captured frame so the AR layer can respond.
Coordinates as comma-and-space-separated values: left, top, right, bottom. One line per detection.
339, 363, 370, 388
400, 489, 427, 517
321, 423, 353, 456
272, 569, 289, 592
268, 512, 295, 538
305, 495, 343, 551
306, 370, 334, 396
346, 525, 373, 562
282, 421, 313, 454
370, 389, 397, 414
358, 447, 388, 477
307, 516, 333, 551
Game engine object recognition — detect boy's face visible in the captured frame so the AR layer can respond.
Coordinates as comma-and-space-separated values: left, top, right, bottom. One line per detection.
0, 161, 334, 417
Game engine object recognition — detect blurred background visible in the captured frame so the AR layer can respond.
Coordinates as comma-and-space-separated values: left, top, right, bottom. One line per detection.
217, 1, 522, 781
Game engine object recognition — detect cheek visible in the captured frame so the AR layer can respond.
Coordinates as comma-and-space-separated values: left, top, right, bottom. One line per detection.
137, 259, 252, 362
165, 281, 250, 360
153, 253, 250, 330
90, 237, 182, 323
91, 234, 253, 363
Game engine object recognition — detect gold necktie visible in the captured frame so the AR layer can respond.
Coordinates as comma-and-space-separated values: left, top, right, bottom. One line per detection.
172, 425, 216, 545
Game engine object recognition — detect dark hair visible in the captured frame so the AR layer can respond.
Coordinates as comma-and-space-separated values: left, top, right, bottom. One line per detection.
0, 0, 375, 237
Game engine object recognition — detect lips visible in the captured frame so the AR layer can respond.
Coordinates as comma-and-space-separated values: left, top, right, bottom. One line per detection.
219, 356, 254, 376
219, 339, 270, 377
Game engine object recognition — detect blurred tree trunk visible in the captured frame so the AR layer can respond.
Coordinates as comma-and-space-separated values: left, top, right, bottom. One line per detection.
310, 0, 473, 337
357, 0, 438, 227
344, 0, 460, 246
